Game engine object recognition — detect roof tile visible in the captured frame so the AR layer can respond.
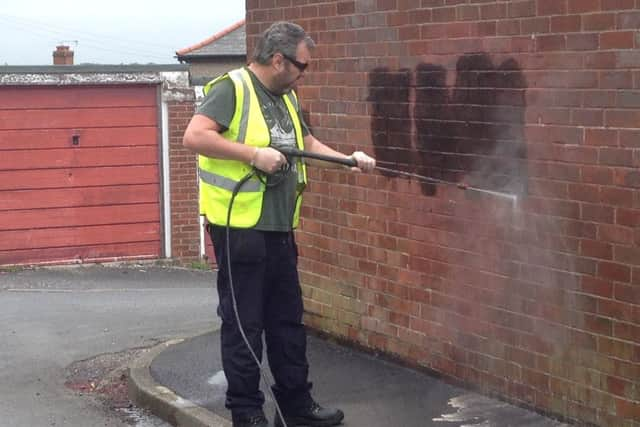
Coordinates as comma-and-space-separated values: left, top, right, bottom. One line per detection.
176, 19, 246, 58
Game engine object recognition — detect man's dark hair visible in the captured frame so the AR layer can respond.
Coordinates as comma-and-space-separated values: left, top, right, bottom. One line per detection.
252, 21, 315, 64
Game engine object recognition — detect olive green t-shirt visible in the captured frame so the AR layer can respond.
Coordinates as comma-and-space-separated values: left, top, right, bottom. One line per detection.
196, 69, 310, 231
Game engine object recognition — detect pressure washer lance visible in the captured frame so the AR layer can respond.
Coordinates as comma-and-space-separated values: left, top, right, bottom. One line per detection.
278, 146, 519, 205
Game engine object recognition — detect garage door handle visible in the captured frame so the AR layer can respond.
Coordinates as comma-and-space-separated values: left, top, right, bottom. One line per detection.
72, 134, 80, 146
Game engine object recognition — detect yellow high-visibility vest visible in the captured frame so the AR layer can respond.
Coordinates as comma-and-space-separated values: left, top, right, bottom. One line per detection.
199, 67, 307, 228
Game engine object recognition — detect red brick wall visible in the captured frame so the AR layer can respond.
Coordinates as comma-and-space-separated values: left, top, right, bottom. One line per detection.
247, 2, 640, 426
167, 101, 201, 261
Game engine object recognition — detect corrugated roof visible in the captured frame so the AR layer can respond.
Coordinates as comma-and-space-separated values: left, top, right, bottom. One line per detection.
176, 19, 246, 58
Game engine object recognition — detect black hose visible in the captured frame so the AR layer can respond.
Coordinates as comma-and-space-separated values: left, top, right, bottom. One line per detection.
224, 169, 288, 427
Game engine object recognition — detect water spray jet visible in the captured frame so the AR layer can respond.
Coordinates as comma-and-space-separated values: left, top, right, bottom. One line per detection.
278, 147, 519, 206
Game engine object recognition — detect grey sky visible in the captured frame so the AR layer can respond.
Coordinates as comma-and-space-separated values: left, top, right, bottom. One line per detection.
0, 1, 245, 65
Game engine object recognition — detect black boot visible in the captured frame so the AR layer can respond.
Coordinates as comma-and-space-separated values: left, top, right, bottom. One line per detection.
274, 401, 344, 427
232, 410, 269, 427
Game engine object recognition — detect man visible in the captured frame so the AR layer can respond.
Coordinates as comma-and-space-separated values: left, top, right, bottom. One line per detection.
183, 21, 375, 427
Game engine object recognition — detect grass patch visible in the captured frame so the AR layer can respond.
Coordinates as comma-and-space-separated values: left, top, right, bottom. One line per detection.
188, 260, 212, 271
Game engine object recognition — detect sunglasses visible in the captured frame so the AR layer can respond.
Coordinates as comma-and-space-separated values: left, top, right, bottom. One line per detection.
281, 53, 308, 72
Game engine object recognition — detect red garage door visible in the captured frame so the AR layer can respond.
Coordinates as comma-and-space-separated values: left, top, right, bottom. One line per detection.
0, 84, 162, 265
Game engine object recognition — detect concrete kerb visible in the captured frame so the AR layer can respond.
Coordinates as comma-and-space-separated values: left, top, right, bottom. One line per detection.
128, 331, 231, 427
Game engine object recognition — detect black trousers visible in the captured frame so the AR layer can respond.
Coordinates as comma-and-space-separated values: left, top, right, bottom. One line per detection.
209, 225, 312, 417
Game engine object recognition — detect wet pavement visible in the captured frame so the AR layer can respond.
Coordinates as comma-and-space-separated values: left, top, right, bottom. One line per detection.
147, 330, 570, 427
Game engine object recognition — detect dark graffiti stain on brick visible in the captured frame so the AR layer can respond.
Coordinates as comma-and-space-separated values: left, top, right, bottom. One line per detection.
368, 53, 528, 198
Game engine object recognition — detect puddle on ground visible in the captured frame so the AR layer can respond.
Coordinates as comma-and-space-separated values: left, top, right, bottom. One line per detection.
434, 394, 569, 427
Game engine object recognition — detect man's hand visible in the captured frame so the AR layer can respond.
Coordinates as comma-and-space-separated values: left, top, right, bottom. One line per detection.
350, 151, 376, 173
251, 147, 288, 174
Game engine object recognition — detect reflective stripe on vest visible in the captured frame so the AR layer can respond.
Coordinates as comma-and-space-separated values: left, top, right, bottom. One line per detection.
198, 167, 262, 192
233, 69, 251, 143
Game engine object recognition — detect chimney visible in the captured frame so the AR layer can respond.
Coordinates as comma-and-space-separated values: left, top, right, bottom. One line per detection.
53, 45, 74, 65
